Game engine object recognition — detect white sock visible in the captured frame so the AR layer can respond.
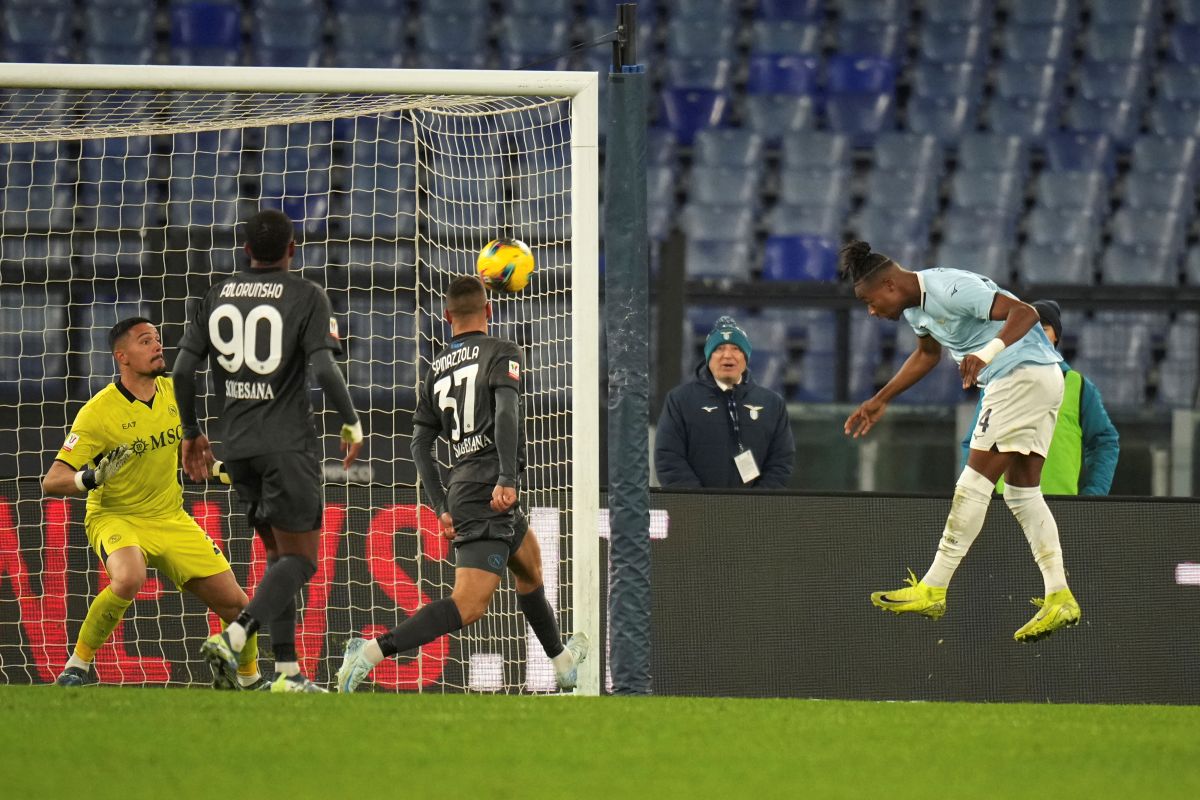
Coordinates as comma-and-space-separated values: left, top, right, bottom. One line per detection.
225, 622, 247, 653
238, 672, 262, 687
1004, 483, 1068, 594
66, 654, 92, 672
922, 467, 995, 588
274, 661, 300, 677
551, 647, 574, 673
364, 638, 385, 668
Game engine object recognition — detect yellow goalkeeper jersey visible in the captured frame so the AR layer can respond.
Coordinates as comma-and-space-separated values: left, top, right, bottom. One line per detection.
55, 376, 185, 519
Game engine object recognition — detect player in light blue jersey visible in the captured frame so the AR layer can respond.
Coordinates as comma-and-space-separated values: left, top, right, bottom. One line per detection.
838, 241, 1081, 642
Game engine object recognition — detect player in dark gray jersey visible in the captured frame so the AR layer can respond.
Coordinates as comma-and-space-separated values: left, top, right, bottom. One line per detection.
173, 208, 363, 693
334, 275, 587, 693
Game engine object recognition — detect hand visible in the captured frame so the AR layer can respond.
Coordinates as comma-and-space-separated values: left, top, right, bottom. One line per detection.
844, 397, 888, 439
340, 421, 363, 469
491, 484, 517, 512
959, 354, 986, 389
438, 511, 456, 541
181, 435, 214, 483
93, 444, 133, 487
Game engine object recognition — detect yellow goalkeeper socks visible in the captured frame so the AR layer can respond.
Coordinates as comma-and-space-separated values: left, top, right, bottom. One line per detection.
220, 620, 260, 680
74, 586, 133, 662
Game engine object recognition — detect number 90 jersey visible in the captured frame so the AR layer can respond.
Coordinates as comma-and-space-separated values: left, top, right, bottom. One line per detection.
178, 267, 341, 460
414, 331, 526, 487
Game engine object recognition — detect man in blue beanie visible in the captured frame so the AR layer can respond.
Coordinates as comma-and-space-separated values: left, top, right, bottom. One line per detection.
655, 316, 795, 488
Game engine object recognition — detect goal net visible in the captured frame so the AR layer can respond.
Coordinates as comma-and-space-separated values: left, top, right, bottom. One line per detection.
0, 64, 599, 694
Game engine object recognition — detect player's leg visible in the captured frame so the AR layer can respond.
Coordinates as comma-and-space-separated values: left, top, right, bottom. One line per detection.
57, 520, 147, 686
506, 524, 589, 689
184, 570, 263, 689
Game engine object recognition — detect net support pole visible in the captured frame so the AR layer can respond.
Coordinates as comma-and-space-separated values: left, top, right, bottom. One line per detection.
604, 3, 652, 695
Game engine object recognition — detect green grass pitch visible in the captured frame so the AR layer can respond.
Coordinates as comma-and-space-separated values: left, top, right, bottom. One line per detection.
2, 686, 1198, 799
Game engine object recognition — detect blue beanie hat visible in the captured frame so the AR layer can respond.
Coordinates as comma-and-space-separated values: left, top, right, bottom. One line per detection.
704, 316, 752, 362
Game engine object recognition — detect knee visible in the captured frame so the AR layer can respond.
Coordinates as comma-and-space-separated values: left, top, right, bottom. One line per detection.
516, 562, 543, 594
451, 593, 491, 626
109, 569, 146, 600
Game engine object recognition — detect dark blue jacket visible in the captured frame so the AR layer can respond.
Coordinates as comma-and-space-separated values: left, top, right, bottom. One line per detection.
655, 364, 795, 489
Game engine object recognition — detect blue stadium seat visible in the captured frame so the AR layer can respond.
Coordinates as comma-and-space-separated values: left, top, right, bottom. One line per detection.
949, 170, 1024, 218
934, 241, 1010, 283
84, 4, 154, 48
756, 0, 822, 21
920, 23, 989, 63
1002, 23, 1072, 64
1065, 97, 1140, 145
499, 16, 570, 69
1026, 205, 1102, 249
0, 143, 74, 233
1158, 63, 1200, 102
738, 316, 790, 357
693, 129, 767, 166
334, 50, 406, 69
1100, 243, 1179, 286
1122, 171, 1193, 211
334, 10, 404, 53
1018, 242, 1095, 285
750, 21, 822, 55
777, 168, 854, 208
681, 203, 755, 241
332, 0, 406, 9
853, 205, 929, 243
985, 96, 1055, 140
84, 45, 154, 64
685, 239, 755, 282
2, 4, 70, 46
827, 55, 897, 94
862, 237, 927, 268
672, 0, 740, 21
840, 0, 908, 23
940, 207, 1015, 246
958, 133, 1029, 174
1149, 98, 1200, 137
995, 61, 1063, 101
660, 88, 731, 145
1130, 135, 1199, 174
923, 0, 992, 24
1178, 0, 1200, 24
912, 61, 982, 98
1084, 24, 1152, 62
1045, 131, 1115, 174
346, 291, 418, 406
418, 14, 486, 55
837, 23, 906, 60
688, 166, 763, 208
906, 96, 975, 142
511, 0, 573, 14
1169, 24, 1200, 63
793, 353, 836, 402
866, 169, 939, 212
166, 130, 243, 229
255, 47, 323, 68
780, 131, 852, 170
343, 166, 417, 240
1070, 359, 1146, 407
1091, 0, 1160, 25
252, 10, 324, 48
1111, 207, 1185, 252
743, 95, 818, 140
171, 2, 241, 48
825, 95, 895, 143
766, 201, 846, 238
761, 235, 838, 281
1009, 0, 1079, 26
664, 57, 734, 90
648, 130, 678, 165
874, 132, 942, 174
1080, 61, 1148, 102
666, 18, 735, 59
77, 138, 154, 231
746, 55, 820, 94
648, 165, 678, 240
1034, 170, 1109, 213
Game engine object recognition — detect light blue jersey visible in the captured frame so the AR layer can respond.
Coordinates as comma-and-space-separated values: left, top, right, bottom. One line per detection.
902, 268, 1062, 386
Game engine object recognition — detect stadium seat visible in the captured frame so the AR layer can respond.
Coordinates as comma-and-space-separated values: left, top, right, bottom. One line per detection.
1101, 243, 1179, 286
688, 166, 763, 208
254, 47, 323, 68
344, 167, 417, 240
906, 96, 975, 142
419, 14, 486, 54
1091, 0, 1160, 25
693, 129, 767, 167
334, 50, 406, 69
828, 55, 897, 94
743, 95, 818, 140
1, 4, 70, 47
1008, 0, 1079, 26
1084, 24, 1151, 62
923, 0, 992, 24
1071, 359, 1147, 407
776, 168, 854, 209
825, 94, 895, 144
840, 0, 908, 23
511, 0, 573, 14
681, 203, 755, 241
935, 241, 1010, 284
837, 23, 906, 60
499, 16, 570, 69
874, 132, 942, 174
756, 0, 823, 21
685, 238, 755, 282
985, 96, 1055, 140
949, 170, 1024, 217
1018, 241, 1095, 285
761, 235, 838, 281
0, 143, 74, 233
866, 169, 940, 213
333, 10, 404, 53
660, 88, 731, 146
1026, 206, 1102, 250
252, 11, 324, 49
1002, 23, 1072, 64
958, 133, 1029, 174
1111, 208, 1185, 251
1160, 317, 1200, 406
995, 62, 1063, 101
1130, 134, 1199, 175
84, 5, 154, 48
1157, 63, 1200, 102
664, 57, 734, 90
912, 61, 982, 98
171, 2, 242, 48
891, 356, 966, 405
666, 18, 735, 59
1045, 131, 1115, 175
166, 130, 243, 229
648, 129, 678, 165
1169, 24, 1200, 63
746, 55, 820, 95
1065, 97, 1140, 145
1123, 171, 1194, 212
77, 138, 154, 231
781, 131, 852, 170
919, 23, 989, 63
1034, 170, 1109, 213
765, 202, 846, 239
1079, 61, 1148, 103
853, 205, 930, 243
672, 0, 739, 20
940, 207, 1015, 247
84, 45, 154, 65
1149, 98, 1200, 137
750, 21, 822, 55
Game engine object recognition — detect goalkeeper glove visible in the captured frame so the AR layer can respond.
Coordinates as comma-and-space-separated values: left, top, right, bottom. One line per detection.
211, 461, 232, 485
75, 444, 132, 492
341, 420, 364, 445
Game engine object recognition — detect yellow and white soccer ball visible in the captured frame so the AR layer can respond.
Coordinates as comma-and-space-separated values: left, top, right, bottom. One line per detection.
477, 237, 535, 292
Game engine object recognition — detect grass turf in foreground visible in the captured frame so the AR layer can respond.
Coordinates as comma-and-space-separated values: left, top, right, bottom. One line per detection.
1, 686, 1198, 799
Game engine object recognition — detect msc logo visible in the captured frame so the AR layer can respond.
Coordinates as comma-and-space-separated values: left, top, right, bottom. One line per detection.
488, 553, 505, 570
129, 426, 184, 457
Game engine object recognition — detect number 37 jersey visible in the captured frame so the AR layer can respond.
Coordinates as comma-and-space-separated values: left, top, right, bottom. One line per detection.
178, 267, 340, 460
414, 331, 526, 486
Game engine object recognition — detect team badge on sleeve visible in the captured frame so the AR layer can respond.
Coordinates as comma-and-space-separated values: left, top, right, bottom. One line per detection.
62, 433, 79, 452
508, 360, 520, 380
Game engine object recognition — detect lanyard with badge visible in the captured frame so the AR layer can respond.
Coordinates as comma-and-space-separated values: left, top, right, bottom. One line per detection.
725, 389, 760, 484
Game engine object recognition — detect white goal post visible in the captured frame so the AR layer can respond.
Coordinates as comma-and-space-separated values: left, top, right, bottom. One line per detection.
0, 63, 599, 695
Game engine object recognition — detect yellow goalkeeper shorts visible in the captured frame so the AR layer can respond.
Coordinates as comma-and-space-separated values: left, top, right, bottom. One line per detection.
85, 509, 232, 589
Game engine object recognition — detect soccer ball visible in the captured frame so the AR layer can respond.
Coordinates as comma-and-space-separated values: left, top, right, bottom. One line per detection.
477, 237, 535, 292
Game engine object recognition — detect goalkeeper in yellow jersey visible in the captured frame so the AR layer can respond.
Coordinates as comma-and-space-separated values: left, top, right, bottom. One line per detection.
41, 317, 263, 689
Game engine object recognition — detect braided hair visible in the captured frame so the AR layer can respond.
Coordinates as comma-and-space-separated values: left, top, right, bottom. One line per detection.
837, 240, 893, 284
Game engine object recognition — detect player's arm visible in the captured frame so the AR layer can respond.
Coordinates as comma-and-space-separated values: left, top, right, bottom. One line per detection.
172, 346, 214, 482
42, 451, 132, 497
409, 421, 448, 517
491, 385, 519, 512
959, 292, 1040, 388
310, 348, 363, 469
845, 335, 941, 438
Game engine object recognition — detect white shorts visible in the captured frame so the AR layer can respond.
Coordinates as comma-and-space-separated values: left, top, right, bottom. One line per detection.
968, 363, 1064, 457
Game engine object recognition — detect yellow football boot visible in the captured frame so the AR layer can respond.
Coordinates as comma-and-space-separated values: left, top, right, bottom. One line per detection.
1014, 588, 1081, 642
870, 569, 947, 620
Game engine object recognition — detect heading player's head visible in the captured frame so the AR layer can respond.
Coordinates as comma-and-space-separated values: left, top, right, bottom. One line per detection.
839, 240, 912, 321
1032, 299, 1063, 349
109, 316, 166, 378
243, 208, 296, 268
444, 275, 491, 332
